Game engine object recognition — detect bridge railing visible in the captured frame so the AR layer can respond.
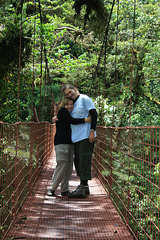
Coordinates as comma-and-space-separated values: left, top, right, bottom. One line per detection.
0, 121, 55, 239
92, 126, 160, 240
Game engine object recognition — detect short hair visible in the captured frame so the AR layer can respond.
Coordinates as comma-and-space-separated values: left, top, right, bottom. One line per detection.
59, 97, 73, 109
62, 84, 75, 92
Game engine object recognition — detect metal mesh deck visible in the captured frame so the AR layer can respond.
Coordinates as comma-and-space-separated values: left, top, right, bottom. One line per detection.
5, 151, 133, 240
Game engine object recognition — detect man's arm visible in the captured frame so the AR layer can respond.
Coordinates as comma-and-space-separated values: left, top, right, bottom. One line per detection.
89, 109, 97, 143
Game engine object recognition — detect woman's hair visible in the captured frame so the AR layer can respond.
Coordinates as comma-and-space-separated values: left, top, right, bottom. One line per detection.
59, 97, 73, 109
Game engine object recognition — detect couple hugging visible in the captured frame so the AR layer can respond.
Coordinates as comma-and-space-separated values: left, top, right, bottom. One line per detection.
47, 84, 97, 198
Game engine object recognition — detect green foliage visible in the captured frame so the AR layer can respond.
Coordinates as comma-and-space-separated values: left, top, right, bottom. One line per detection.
93, 0, 160, 127
0, 0, 159, 126
1, 125, 38, 167
94, 96, 113, 126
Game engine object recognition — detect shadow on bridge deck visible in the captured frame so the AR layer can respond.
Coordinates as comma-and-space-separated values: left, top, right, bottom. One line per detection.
5, 151, 133, 240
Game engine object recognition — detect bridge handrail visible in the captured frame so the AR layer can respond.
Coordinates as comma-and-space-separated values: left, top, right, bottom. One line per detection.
0, 122, 56, 239
92, 126, 160, 240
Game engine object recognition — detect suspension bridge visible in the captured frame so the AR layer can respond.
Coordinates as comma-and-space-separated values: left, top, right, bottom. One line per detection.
0, 122, 159, 239
0, 0, 160, 239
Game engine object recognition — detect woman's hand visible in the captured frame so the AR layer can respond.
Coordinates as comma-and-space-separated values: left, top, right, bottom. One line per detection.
52, 116, 58, 123
85, 116, 91, 123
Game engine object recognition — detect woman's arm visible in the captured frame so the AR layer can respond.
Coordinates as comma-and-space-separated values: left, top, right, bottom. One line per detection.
85, 116, 91, 123
59, 108, 91, 124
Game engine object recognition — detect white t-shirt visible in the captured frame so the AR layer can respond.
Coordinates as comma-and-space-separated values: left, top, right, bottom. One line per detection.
70, 94, 96, 143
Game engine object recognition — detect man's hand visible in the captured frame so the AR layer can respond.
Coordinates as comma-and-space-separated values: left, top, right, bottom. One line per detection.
89, 131, 95, 143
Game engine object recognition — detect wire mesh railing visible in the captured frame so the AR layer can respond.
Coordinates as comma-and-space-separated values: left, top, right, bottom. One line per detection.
92, 126, 160, 240
0, 121, 55, 239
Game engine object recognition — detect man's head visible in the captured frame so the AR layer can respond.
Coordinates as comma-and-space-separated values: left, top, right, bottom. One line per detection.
62, 84, 79, 100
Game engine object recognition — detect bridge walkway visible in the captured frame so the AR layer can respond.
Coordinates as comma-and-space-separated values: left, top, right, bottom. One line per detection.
5, 151, 133, 240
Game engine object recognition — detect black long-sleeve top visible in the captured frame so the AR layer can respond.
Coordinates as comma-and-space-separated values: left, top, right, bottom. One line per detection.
89, 109, 97, 130
54, 107, 85, 145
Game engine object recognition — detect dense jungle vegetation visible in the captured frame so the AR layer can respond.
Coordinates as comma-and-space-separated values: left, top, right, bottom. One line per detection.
0, 0, 160, 126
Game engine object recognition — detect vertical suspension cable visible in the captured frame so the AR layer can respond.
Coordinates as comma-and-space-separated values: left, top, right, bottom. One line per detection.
127, 1, 136, 226
129, 0, 136, 127
43, 47, 53, 122
14, 0, 24, 218
38, 0, 53, 122
31, 4, 36, 116
95, 0, 115, 81
43, 68, 47, 120
96, 0, 115, 125
104, 0, 116, 72
112, 0, 119, 127
17, 0, 23, 122
38, 0, 43, 121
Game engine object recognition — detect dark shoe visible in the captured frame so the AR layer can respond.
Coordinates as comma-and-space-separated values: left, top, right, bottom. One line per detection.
84, 185, 90, 195
61, 190, 70, 196
75, 185, 90, 195
47, 189, 55, 196
68, 184, 86, 198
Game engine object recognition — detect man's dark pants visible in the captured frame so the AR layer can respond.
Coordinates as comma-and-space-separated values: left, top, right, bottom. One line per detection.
74, 139, 94, 181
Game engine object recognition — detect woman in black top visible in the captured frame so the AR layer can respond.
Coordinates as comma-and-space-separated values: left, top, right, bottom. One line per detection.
47, 97, 91, 196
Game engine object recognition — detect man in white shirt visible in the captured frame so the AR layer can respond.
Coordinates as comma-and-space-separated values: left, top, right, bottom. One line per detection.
63, 84, 97, 198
